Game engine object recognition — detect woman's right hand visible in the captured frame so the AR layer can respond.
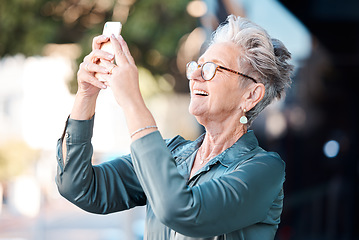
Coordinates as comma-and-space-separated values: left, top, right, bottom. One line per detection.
76, 35, 115, 98
70, 35, 114, 121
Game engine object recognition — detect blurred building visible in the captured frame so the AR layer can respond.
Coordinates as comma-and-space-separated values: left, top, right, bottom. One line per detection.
188, 0, 359, 239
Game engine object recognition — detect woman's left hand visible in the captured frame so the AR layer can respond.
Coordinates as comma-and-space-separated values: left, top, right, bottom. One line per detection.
100, 35, 157, 140
102, 35, 142, 108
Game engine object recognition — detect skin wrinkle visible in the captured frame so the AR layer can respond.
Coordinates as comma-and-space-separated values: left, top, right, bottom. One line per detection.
189, 42, 257, 178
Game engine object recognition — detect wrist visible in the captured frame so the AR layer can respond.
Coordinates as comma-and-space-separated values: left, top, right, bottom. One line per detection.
70, 92, 98, 120
75, 90, 99, 101
121, 95, 147, 115
121, 99, 157, 139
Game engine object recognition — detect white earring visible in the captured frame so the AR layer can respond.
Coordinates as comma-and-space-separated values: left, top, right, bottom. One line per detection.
240, 109, 248, 124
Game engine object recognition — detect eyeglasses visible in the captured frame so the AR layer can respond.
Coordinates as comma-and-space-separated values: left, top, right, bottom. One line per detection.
186, 61, 257, 83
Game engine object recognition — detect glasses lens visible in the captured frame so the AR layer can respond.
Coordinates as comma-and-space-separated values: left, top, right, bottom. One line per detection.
202, 62, 216, 80
186, 61, 198, 80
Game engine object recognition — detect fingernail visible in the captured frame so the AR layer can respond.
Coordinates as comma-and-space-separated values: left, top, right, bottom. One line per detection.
107, 54, 114, 59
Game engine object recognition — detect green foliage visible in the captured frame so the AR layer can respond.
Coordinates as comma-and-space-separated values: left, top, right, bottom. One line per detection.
0, 0, 197, 93
69, 0, 197, 93
123, 0, 196, 80
0, 0, 60, 56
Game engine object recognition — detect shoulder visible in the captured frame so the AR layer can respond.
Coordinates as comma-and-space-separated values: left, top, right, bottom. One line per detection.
229, 146, 285, 177
249, 148, 285, 169
253, 149, 285, 168
164, 135, 193, 152
239, 148, 286, 182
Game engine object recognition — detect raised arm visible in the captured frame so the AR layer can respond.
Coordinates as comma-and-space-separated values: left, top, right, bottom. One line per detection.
56, 35, 147, 214
61, 35, 113, 164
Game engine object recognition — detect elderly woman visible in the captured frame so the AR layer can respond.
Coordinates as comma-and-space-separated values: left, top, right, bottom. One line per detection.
56, 15, 293, 239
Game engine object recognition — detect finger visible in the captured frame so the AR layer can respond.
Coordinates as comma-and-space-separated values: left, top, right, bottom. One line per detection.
96, 73, 111, 82
92, 35, 110, 50
81, 61, 109, 74
88, 75, 107, 89
118, 35, 135, 65
82, 72, 107, 89
110, 34, 127, 65
98, 61, 118, 76
98, 60, 113, 69
92, 49, 114, 62
83, 54, 92, 63
85, 50, 114, 65
79, 62, 90, 73
78, 67, 107, 89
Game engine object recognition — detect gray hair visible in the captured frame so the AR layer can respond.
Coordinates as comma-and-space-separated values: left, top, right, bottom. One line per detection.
210, 15, 294, 126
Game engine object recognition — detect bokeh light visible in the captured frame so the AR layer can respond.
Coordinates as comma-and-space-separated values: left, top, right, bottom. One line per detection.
323, 140, 340, 158
187, 0, 208, 18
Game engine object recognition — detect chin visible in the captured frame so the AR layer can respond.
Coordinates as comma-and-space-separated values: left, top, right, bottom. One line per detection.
189, 105, 207, 119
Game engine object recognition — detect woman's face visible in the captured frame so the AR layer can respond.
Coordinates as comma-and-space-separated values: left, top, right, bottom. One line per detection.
188, 42, 247, 123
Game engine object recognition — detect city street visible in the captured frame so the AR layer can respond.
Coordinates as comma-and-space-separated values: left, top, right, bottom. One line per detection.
0, 198, 145, 240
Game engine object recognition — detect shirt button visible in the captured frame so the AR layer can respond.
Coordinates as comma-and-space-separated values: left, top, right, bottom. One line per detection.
65, 133, 69, 138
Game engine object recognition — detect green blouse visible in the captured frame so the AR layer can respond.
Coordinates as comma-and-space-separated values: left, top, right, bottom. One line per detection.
56, 116, 285, 240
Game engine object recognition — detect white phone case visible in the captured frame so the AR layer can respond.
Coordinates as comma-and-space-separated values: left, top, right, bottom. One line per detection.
101, 22, 122, 55
95, 22, 122, 81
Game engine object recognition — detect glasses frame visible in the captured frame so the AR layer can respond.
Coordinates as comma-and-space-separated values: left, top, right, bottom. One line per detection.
186, 61, 257, 83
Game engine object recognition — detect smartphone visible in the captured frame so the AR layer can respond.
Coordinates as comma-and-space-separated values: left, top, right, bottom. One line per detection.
100, 21, 122, 55
95, 22, 122, 81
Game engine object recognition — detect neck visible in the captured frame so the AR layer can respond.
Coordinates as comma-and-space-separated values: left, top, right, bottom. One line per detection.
198, 115, 247, 161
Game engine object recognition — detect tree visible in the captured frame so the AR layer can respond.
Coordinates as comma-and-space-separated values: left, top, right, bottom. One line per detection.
0, 0, 197, 93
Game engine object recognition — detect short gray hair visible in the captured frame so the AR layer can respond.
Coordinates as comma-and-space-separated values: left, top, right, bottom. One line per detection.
210, 15, 294, 125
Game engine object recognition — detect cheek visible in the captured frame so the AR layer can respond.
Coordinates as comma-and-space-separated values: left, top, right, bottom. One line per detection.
213, 80, 241, 100
212, 83, 244, 109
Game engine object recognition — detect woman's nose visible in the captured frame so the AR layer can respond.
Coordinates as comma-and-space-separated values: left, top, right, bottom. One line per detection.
189, 67, 204, 81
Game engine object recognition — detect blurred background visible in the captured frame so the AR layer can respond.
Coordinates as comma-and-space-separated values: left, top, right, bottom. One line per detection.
0, 0, 358, 239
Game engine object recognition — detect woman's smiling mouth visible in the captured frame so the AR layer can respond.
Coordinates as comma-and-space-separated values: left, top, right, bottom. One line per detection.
193, 90, 209, 96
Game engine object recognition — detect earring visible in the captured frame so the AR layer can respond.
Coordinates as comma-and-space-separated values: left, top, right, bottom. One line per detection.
240, 109, 248, 124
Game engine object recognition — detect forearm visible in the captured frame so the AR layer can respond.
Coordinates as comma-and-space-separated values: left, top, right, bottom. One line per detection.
61, 93, 98, 163
70, 92, 98, 120
57, 117, 96, 206
122, 98, 157, 141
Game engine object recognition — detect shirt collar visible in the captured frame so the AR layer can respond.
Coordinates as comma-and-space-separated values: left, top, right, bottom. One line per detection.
173, 133, 205, 164
174, 130, 259, 167
218, 130, 259, 167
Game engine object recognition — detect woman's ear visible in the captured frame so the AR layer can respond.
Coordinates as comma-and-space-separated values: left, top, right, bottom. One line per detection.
242, 83, 265, 111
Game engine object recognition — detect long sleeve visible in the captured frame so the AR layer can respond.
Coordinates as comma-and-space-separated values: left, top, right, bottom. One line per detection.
55, 116, 146, 214
131, 131, 285, 238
